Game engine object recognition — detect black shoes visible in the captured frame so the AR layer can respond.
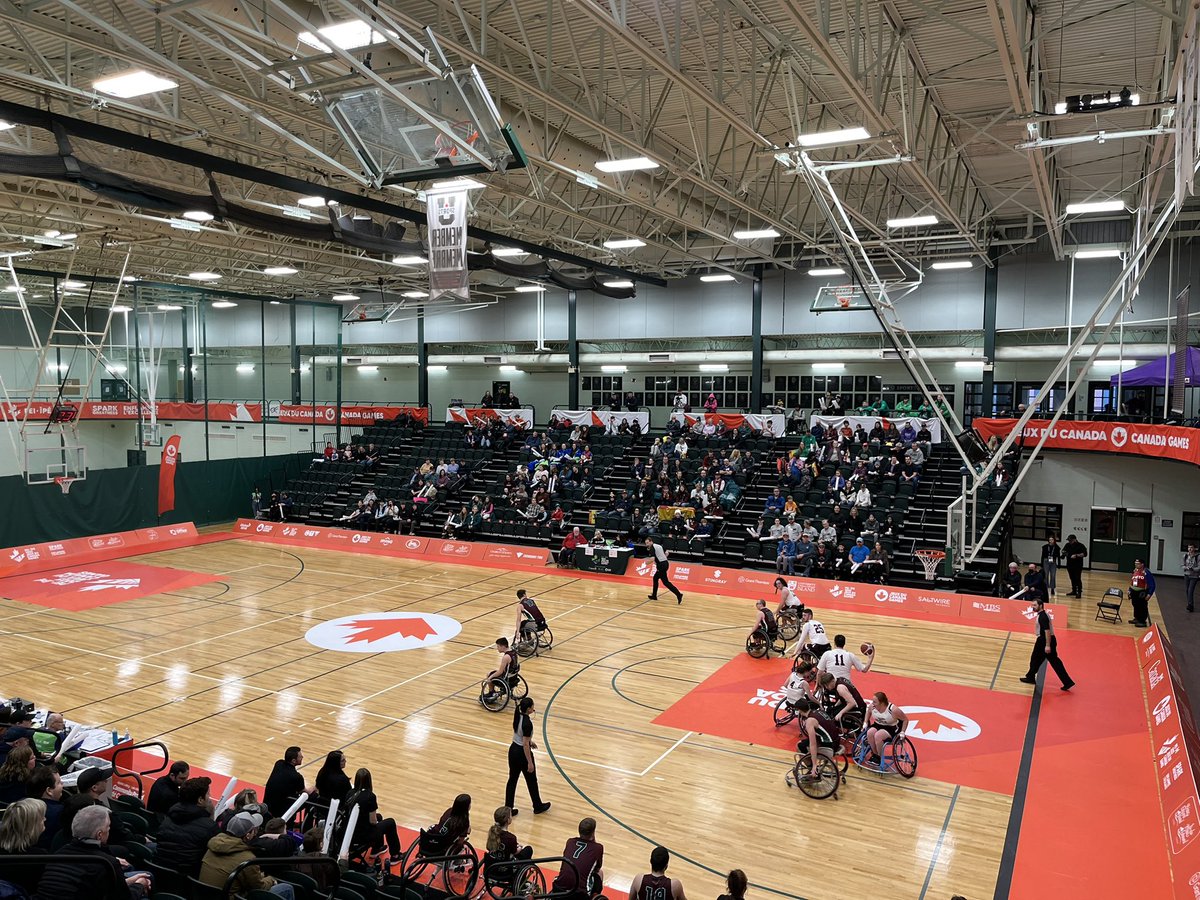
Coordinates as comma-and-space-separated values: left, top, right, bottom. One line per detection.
510, 809, 519, 817
1061, 681, 1075, 691
534, 803, 551, 814
676, 594, 683, 604
1019, 676, 1037, 685
647, 594, 657, 600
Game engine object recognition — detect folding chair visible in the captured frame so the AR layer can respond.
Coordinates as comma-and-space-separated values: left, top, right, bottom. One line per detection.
1096, 587, 1123, 623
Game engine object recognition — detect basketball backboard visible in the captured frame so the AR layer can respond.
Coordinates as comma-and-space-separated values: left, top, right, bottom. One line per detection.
810, 281, 920, 314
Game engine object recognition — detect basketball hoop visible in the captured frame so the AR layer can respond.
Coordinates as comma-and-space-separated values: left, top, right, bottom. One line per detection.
835, 285, 855, 309
915, 548, 946, 581
52, 476, 78, 495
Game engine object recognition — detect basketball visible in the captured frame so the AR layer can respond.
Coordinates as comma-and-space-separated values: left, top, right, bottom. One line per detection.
861, 642, 875, 655
838, 295, 852, 309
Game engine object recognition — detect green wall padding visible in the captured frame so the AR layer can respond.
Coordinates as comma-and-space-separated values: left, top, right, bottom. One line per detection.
0, 452, 311, 548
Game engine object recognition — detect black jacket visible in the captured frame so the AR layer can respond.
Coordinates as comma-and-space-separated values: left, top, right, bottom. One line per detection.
35, 839, 131, 900
263, 760, 305, 818
146, 777, 180, 817
155, 802, 219, 876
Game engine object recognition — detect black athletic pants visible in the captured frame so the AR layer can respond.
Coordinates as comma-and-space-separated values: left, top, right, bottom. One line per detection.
363, 817, 402, 858
505, 742, 544, 809
1066, 560, 1084, 597
1025, 635, 1072, 686
651, 560, 683, 600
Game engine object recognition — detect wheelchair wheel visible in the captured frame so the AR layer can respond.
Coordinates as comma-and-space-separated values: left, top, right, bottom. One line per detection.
515, 631, 538, 659
840, 709, 864, 738
779, 609, 801, 641
510, 674, 529, 700
746, 631, 769, 658
441, 842, 480, 898
888, 735, 918, 779
479, 678, 511, 712
536, 625, 554, 651
773, 699, 797, 728
513, 862, 546, 898
792, 752, 839, 800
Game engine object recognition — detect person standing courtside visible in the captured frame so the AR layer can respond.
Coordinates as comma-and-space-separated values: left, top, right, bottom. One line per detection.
1183, 544, 1199, 613
1040, 534, 1062, 597
1063, 534, 1088, 598
644, 537, 683, 604
1020, 595, 1074, 691
504, 697, 550, 817
1129, 559, 1156, 627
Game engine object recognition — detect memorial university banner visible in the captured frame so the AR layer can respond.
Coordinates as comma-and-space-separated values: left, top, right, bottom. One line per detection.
426, 183, 469, 300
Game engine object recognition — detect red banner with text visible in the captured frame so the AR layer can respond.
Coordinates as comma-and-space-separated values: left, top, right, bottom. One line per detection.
0, 523, 199, 579
276, 404, 429, 426
233, 519, 1061, 632
1, 400, 262, 423
157, 434, 182, 515
974, 418, 1200, 467
1138, 625, 1200, 897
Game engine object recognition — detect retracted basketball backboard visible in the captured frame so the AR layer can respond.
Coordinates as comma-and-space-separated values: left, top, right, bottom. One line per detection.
328, 65, 526, 186
810, 281, 920, 314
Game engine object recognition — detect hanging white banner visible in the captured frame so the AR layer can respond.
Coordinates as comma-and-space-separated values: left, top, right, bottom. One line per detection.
426, 185, 469, 300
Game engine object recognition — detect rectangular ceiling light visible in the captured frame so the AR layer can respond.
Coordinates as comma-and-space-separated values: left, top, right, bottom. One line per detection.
795, 126, 870, 148
236, 363, 255, 373
392, 255, 427, 265
1064, 199, 1127, 214
499, 365, 520, 372
700, 274, 736, 283
603, 280, 634, 288
402, 290, 429, 299
931, 260, 973, 270
210, 300, 238, 308
332, 293, 360, 302
812, 363, 846, 371
699, 364, 729, 372
1055, 94, 1138, 114
733, 228, 781, 240
262, 266, 298, 276
807, 267, 845, 276
93, 70, 178, 98
188, 272, 221, 281
297, 196, 327, 208
601, 365, 628, 373
430, 177, 486, 191
1073, 248, 1123, 259
595, 156, 659, 173
0, 121, 15, 131
886, 215, 938, 228
514, 284, 544, 292
358, 365, 379, 373
298, 21, 388, 52
61, 280, 87, 289
954, 360, 985, 369
603, 238, 646, 249
490, 247, 526, 257
428, 365, 448, 373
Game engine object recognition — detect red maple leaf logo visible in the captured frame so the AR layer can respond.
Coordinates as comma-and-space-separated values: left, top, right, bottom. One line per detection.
907, 711, 964, 735
340, 617, 437, 645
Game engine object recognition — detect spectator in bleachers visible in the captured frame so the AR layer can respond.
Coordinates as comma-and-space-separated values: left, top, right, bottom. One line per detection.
765, 517, 784, 542
900, 458, 920, 487
443, 505, 467, 538
250, 817, 298, 859
851, 484, 872, 509
776, 535, 797, 575
252, 487, 263, 517
812, 541, 832, 577
818, 519, 838, 546
1002, 562, 1023, 597
909, 444, 926, 467
200, 811, 294, 899
156, 776, 219, 876
868, 542, 891, 583
832, 542, 851, 579
848, 537, 871, 579
481, 391, 494, 408
860, 512, 880, 544
338, 501, 366, 525
764, 487, 786, 516
795, 535, 816, 577
0, 744, 34, 803
315, 751, 350, 805
61, 766, 136, 853
0, 797, 46, 894
558, 527, 587, 566
263, 746, 310, 819
39, 805, 152, 899
146, 760, 189, 817
215, 788, 261, 830
28, 765, 64, 848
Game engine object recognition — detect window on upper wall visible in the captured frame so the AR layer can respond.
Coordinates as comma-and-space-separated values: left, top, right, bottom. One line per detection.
1011, 501, 1063, 541
1181, 512, 1200, 552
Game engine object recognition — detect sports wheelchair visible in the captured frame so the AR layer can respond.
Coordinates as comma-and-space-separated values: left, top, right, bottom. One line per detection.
479, 671, 530, 712
784, 735, 842, 800
482, 853, 548, 900
399, 828, 480, 898
849, 727, 918, 778
515, 620, 554, 659
778, 607, 802, 641
746, 626, 787, 658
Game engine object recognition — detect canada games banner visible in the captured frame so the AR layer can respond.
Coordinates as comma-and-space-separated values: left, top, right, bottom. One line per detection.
157, 434, 182, 516
426, 184, 469, 301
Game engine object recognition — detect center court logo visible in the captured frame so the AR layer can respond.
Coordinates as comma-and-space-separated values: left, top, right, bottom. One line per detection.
305, 612, 462, 653
901, 706, 981, 743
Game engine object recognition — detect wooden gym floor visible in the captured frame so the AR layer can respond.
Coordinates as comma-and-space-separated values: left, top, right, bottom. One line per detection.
0, 528, 1172, 900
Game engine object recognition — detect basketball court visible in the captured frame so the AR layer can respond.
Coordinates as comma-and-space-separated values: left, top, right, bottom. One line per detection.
0, 523, 1173, 900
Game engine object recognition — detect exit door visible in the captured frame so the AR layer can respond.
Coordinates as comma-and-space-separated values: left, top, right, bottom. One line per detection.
1090, 507, 1153, 571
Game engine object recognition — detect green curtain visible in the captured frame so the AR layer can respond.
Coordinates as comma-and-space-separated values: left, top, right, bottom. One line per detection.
0, 452, 311, 547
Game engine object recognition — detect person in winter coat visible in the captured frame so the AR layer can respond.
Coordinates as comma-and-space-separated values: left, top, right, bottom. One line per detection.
155, 777, 219, 876
199, 812, 294, 899
37, 805, 151, 899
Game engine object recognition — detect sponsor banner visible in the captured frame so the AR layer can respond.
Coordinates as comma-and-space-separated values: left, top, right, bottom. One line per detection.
0, 560, 221, 611
0, 523, 199, 579
234, 520, 1063, 632
974, 418, 1200, 468
1, 401, 262, 423
549, 409, 651, 432
810, 414, 943, 444
157, 434, 182, 516
426, 184, 469, 301
1139, 626, 1200, 895
446, 407, 535, 427
669, 412, 785, 434
276, 404, 430, 426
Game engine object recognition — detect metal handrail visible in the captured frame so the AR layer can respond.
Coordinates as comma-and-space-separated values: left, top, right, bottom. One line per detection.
225, 854, 343, 899
109, 740, 171, 799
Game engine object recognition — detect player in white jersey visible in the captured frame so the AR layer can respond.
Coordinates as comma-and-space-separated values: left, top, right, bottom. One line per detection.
792, 608, 832, 661
817, 634, 874, 682
773, 577, 803, 616
866, 691, 909, 763
780, 657, 819, 705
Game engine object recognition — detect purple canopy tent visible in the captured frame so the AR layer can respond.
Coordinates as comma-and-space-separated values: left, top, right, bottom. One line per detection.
1110, 347, 1200, 387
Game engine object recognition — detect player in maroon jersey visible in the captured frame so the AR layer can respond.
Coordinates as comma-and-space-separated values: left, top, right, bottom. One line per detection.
551, 817, 605, 900
630, 846, 687, 900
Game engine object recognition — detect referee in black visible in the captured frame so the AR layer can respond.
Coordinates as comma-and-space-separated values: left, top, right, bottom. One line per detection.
1020, 595, 1074, 691
644, 536, 684, 603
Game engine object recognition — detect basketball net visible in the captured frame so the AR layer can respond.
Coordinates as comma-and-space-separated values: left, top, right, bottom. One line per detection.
53, 475, 78, 495
914, 549, 945, 581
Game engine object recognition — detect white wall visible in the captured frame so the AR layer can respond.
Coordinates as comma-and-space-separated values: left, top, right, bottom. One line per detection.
1012, 451, 1196, 572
